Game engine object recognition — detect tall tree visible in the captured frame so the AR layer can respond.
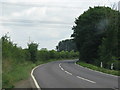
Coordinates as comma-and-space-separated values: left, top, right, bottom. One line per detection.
98, 8, 120, 64
27, 42, 38, 63
71, 6, 119, 63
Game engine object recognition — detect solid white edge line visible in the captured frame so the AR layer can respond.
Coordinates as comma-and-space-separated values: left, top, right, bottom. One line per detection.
76, 76, 96, 83
75, 62, 118, 78
31, 65, 41, 90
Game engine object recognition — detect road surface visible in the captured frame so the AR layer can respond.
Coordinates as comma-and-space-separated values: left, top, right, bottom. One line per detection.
33, 60, 119, 89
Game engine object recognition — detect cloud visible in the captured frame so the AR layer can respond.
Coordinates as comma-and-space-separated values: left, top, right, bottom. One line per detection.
1, 0, 119, 50
0, 24, 11, 37
11, 7, 47, 20
3, 0, 120, 3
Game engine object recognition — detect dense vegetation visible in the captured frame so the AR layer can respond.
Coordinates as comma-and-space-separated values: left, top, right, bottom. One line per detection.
56, 39, 77, 52
72, 6, 120, 70
2, 35, 79, 88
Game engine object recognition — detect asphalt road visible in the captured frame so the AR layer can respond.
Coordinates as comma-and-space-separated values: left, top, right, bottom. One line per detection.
33, 60, 119, 89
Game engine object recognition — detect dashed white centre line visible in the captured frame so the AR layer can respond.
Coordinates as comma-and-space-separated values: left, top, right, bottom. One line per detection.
59, 63, 96, 84
61, 67, 64, 71
59, 63, 61, 68
59, 63, 64, 71
76, 76, 96, 83
59, 63, 73, 75
65, 71, 72, 75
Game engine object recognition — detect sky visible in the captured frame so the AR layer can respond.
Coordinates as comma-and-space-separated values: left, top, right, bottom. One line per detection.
0, 0, 119, 50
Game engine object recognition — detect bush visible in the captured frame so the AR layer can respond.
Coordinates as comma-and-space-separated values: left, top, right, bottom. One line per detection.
2, 35, 79, 88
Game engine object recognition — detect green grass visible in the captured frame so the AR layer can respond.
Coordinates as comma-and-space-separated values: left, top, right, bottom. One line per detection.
77, 61, 120, 76
2, 59, 36, 88
2, 58, 78, 88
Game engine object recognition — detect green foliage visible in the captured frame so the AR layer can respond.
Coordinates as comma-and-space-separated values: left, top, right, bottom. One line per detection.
1, 35, 79, 88
2, 34, 26, 61
56, 39, 77, 52
98, 7, 120, 69
37, 49, 79, 61
72, 6, 120, 67
37, 48, 50, 61
72, 7, 111, 62
27, 42, 38, 63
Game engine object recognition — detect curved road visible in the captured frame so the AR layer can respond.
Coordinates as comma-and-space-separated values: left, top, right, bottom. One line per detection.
33, 60, 119, 89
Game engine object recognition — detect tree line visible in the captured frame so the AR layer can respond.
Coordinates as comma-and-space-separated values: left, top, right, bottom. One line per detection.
2, 34, 79, 63
71, 6, 120, 70
2, 34, 79, 88
56, 39, 77, 52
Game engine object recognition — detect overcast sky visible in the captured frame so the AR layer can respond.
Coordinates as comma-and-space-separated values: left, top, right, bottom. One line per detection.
0, 0, 119, 50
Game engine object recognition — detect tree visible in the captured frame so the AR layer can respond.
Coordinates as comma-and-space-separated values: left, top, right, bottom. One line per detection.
98, 9, 120, 68
71, 6, 119, 63
56, 39, 77, 52
2, 34, 26, 61
27, 42, 38, 63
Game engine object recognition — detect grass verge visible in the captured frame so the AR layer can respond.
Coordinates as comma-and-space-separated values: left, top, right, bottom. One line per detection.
77, 61, 120, 76
3, 58, 77, 88
3, 59, 36, 88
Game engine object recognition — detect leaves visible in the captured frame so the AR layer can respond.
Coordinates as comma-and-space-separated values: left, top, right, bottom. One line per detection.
72, 6, 120, 66
56, 39, 77, 52
27, 42, 38, 63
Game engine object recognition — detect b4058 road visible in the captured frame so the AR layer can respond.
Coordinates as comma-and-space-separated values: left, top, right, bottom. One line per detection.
32, 60, 119, 90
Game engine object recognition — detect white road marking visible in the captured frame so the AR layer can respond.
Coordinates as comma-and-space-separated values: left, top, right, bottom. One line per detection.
59, 63, 72, 75
76, 76, 96, 83
61, 67, 64, 71
64, 71, 72, 75
59, 63, 64, 71
59, 63, 61, 68
59, 63, 95, 83
31, 65, 41, 89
